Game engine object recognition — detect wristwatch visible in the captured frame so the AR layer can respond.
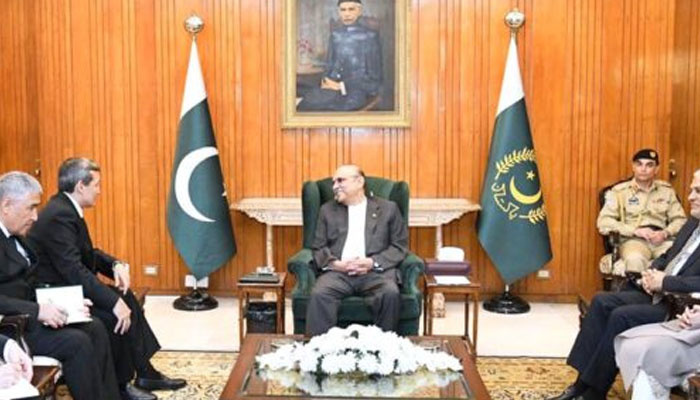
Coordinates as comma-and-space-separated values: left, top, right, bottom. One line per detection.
372, 260, 383, 272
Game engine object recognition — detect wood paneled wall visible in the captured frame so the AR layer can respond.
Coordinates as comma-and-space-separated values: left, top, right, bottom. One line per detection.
671, 0, 700, 202
2, 0, 698, 300
0, 0, 38, 175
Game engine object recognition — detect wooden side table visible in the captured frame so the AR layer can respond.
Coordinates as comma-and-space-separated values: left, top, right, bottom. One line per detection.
236, 272, 287, 345
424, 274, 481, 357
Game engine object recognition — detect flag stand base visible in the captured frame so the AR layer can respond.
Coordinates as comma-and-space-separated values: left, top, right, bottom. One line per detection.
483, 287, 530, 314
173, 288, 218, 311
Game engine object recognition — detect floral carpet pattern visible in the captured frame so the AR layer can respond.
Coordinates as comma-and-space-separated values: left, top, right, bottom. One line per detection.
475, 356, 625, 400
58, 351, 628, 399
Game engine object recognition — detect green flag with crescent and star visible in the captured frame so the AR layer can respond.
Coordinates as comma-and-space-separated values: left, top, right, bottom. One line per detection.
167, 40, 236, 280
477, 36, 552, 285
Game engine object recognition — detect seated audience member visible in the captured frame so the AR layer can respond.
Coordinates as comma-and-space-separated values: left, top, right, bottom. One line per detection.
597, 149, 686, 275
306, 164, 407, 336
0, 171, 120, 400
27, 158, 186, 400
549, 169, 700, 400
0, 333, 32, 389
615, 304, 700, 400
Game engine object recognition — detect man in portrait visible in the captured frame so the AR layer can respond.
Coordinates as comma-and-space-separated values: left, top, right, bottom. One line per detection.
297, 0, 383, 112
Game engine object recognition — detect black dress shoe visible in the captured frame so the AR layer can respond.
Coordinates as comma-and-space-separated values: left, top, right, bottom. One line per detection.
547, 384, 586, 400
578, 387, 607, 400
120, 383, 157, 400
135, 373, 187, 391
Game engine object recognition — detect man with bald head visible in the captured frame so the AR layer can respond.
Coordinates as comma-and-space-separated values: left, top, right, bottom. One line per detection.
551, 169, 700, 400
306, 165, 408, 335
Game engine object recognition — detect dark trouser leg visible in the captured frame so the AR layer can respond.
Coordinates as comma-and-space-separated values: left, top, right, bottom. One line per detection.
580, 302, 666, 392
306, 272, 354, 336
26, 320, 120, 400
567, 289, 666, 393
356, 271, 400, 332
93, 287, 161, 384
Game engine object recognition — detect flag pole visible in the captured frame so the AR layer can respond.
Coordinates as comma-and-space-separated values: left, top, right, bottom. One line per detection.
482, 8, 531, 315
172, 13, 219, 311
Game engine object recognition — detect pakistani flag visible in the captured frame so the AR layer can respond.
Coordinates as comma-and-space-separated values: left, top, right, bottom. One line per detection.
167, 40, 236, 280
477, 36, 552, 285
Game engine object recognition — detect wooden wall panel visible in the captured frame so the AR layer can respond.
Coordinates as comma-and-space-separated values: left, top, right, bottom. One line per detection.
671, 0, 700, 207
2, 0, 697, 301
0, 0, 38, 175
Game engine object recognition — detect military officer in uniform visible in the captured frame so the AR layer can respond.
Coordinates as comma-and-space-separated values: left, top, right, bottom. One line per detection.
297, 0, 382, 112
597, 149, 686, 275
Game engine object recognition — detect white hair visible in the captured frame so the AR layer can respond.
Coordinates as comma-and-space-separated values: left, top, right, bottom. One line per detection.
0, 171, 43, 202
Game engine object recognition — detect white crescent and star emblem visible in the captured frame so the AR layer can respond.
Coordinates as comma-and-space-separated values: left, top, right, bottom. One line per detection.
174, 146, 219, 223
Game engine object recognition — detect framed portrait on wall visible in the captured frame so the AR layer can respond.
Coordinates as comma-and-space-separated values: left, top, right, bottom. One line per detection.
282, 0, 411, 128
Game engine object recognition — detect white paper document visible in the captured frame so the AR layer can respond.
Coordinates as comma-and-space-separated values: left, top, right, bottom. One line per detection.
434, 275, 471, 285
35, 285, 92, 324
0, 377, 39, 399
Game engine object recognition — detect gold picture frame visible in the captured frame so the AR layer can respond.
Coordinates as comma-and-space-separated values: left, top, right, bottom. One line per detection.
282, 0, 411, 128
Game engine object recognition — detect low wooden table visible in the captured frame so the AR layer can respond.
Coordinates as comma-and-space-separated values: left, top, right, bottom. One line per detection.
220, 334, 490, 400
424, 274, 481, 357
236, 273, 287, 345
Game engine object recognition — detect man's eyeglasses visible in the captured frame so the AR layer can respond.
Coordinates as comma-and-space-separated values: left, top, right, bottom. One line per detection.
332, 175, 359, 184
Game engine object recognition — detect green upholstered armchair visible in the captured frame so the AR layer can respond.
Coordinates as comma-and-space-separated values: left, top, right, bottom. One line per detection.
287, 176, 425, 335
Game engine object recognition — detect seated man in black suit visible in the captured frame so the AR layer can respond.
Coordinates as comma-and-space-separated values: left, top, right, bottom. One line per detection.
306, 164, 407, 335
27, 158, 186, 400
0, 333, 32, 389
549, 168, 700, 400
0, 171, 120, 400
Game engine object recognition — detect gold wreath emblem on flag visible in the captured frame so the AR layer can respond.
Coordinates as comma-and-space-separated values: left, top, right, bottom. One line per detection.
490, 147, 547, 224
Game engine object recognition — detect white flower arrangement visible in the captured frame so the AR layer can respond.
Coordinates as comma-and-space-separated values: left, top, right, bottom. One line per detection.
260, 368, 462, 397
256, 324, 463, 379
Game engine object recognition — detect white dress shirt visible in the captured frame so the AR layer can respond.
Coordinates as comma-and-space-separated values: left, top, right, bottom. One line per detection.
341, 199, 367, 261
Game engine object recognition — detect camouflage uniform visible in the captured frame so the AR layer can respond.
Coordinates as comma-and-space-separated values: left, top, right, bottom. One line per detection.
597, 179, 686, 273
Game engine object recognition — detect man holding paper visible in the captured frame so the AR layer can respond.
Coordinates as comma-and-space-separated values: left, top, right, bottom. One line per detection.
0, 171, 120, 400
28, 158, 185, 400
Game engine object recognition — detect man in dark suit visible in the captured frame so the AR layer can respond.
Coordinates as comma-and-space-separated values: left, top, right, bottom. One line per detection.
27, 158, 185, 400
0, 171, 121, 400
306, 164, 407, 335
549, 169, 700, 400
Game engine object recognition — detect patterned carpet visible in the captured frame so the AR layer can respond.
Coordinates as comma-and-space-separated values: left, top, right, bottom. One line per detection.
148, 352, 628, 400
58, 351, 628, 399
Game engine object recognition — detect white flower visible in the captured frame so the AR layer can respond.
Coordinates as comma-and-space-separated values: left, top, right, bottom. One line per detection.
376, 353, 395, 375
298, 347, 320, 372
257, 324, 463, 381
357, 353, 381, 374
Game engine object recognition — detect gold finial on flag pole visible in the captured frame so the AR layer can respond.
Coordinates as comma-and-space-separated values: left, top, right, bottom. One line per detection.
184, 13, 204, 40
504, 8, 525, 37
